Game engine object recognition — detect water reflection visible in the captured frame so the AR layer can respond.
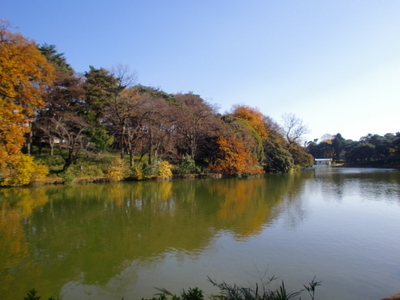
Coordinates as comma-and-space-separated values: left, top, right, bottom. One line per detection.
2, 168, 397, 299
0, 173, 314, 299
312, 167, 400, 204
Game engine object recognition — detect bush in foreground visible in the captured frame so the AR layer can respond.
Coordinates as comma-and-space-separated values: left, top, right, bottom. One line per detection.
24, 277, 321, 300
146, 277, 321, 300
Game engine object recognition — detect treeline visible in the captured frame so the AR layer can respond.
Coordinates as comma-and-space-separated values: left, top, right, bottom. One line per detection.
306, 133, 400, 166
0, 21, 314, 186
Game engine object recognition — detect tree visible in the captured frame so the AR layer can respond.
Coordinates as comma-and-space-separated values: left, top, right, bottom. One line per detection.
83, 66, 121, 118
34, 44, 94, 169
231, 105, 269, 139
263, 137, 294, 173
287, 143, 314, 167
108, 87, 141, 163
82, 66, 121, 151
109, 64, 136, 90
331, 133, 345, 160
108, 86, 174, 166
34, 44, 85, 156
172, 93, 219, 159
308, 141, 334, 158
228, 105, 269, 166
46, 113, 90, 170
361, 133, 391, 161
389, 132, 400, 163
83, 65, 136, 152
282, 113, 310, 145
34, 72, 86, 156
0, 20, 54, 177
219, 115, 264, 163
345, 142, 375, 163
209, 136, 264, 175
140, 97, 174, 165
320, 133, 334, 142
38, 43, 74, 74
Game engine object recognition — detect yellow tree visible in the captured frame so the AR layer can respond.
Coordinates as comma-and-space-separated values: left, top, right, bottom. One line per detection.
0, 21, 54, 180
232, 105, 269, 139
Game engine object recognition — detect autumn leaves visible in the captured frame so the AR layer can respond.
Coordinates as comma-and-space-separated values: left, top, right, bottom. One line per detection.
0, 20, 54, 185
0, 20, 314, 186
209, 106, 268, 175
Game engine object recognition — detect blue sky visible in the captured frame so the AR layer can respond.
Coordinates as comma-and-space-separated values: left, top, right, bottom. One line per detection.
3, 0, 400, 142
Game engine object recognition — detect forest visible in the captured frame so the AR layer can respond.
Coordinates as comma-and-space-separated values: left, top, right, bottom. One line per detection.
306, 132, 400, 166
1, 20, 399, 186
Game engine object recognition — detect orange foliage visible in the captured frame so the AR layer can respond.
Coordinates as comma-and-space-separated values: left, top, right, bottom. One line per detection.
0, 21, 54, 169
209, 179, 271, 238
209, 136, 264, 175
232, 105, 269, 139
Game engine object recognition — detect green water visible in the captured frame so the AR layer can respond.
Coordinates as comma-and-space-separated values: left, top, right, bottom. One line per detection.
1, 168, 400, 300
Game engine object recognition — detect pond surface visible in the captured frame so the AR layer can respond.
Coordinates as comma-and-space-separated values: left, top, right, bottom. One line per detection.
1, 167, 400, 300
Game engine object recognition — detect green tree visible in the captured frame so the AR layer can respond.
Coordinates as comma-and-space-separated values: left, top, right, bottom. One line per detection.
82, 66, 121, 151
287, 144, 314, 167
361, 133, 391, 161
313, 141, 334, 158
38, 43, 74, 74
345, 142, 375, 163
331, 133, 345, 160
389, 132, 400, 163
263, 138, 294, 173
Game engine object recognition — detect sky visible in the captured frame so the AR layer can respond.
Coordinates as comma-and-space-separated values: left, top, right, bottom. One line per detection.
3, 0, 400, 142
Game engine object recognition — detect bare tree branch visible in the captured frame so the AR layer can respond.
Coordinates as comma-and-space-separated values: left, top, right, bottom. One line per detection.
282, 113, 310, 145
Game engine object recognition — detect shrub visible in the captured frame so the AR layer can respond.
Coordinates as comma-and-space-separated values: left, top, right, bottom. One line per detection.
0, 154, 49, 186
37, 155, 65, 168
23, 289, 55, 300
24, 276, 320, 300
142, 276, 321, 300
158, 161, 173, 178
105, 158, 126, 181
130, 159, 172, 180
59, 164, 104, 182
143, 161, 161, 178
173, 155, 199, 175
59, 168, 76, 182
146, 287, 204, 300
92, 154, 119, 165
130, 164, 145, 180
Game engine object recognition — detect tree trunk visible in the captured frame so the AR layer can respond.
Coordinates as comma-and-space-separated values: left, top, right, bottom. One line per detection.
120, 126, 126, 159
49, 137, 55, 156
148, 131, 153, 165
129, 150, 134, 167
26, 129, 32, 155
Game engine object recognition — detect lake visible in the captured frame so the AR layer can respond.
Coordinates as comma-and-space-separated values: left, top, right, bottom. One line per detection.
1, 167, 399, 300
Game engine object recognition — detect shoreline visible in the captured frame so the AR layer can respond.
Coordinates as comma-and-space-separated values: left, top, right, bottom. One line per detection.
7, 164, 400, 187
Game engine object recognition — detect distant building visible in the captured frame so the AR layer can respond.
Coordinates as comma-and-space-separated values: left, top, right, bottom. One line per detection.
314, 158, 332, 166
